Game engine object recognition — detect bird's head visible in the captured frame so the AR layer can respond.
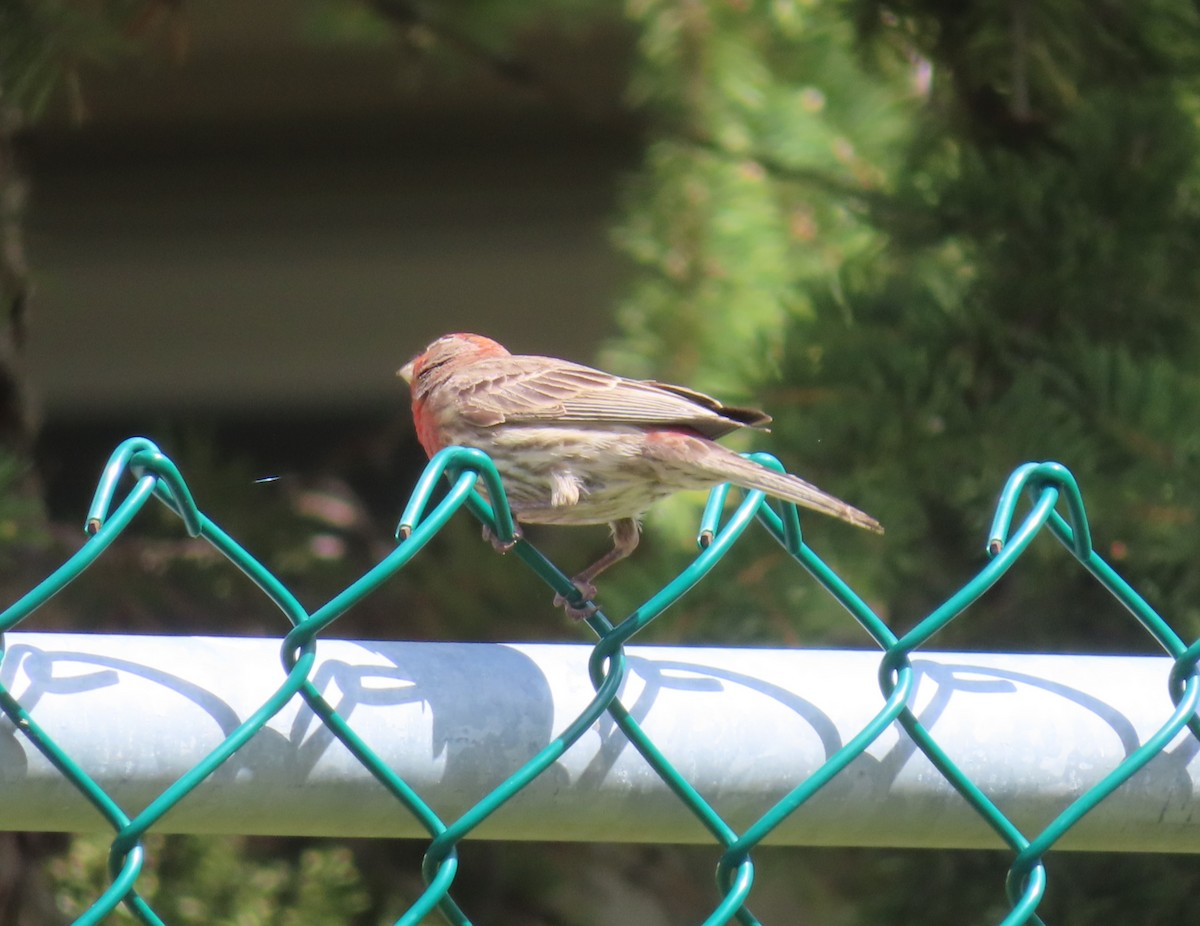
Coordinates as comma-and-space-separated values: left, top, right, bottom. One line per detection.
397, 333, 511, 387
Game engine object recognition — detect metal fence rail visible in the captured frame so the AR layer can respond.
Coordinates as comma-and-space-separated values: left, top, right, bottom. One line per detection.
1, 438, 1198, 926
3, 635, 1198, 851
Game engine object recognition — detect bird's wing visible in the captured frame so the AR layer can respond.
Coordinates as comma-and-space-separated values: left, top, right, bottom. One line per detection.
453, 357, 770, 438
640, 381, 772, 429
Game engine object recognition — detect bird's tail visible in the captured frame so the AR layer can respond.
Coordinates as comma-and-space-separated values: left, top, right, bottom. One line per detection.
704, 446, 883, 534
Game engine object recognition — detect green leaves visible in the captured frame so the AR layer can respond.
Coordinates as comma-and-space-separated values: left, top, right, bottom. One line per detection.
0, 0, 147, 120
609, 2, 914, 405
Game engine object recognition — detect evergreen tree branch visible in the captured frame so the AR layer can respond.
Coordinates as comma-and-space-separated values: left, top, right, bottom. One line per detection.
364, 0, 595, 121
669, 124, 892, 207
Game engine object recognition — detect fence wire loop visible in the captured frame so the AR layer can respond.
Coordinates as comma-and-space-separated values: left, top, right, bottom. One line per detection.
84, 437, 158, 535
1170, 638, 1200, 707
395, 446, 516, 545
1, 443, 1198, 926
987, 461, 1091, 559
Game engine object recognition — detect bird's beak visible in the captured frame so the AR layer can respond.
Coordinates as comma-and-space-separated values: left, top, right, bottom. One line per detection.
397, 358, 415, 385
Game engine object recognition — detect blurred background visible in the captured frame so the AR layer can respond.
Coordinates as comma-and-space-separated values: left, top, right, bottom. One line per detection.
4, 1, 1200, 924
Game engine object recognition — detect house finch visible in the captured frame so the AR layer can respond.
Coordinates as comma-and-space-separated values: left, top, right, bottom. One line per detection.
398, 333, 882, 617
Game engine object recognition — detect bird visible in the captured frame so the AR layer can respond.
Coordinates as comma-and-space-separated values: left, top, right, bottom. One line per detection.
398, 333, 882, 617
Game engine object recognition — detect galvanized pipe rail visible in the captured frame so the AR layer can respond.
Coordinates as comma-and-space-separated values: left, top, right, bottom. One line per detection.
2, 631, 1196, 852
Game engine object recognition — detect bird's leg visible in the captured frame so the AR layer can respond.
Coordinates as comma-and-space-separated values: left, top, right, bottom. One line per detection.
554, 518, 641, 619
573, 518, 642, 589
482, 520, 523, 553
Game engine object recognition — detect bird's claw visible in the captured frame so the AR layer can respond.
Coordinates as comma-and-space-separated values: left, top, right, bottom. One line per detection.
482, 521, 523, 553
554, 579, 599, 620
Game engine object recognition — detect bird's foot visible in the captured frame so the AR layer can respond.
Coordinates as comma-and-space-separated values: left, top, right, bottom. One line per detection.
481, 521, 523, 553
554, 578, 599, 620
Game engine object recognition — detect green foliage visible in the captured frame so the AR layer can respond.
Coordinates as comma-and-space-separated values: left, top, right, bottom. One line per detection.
48, 833, 371, 925
608, 0, 1200, 649
0, 0, 149, 120
608, 0, 914, 396
299, 1, 397, 48
299, 0, 616, 85
0, 449, 49, 556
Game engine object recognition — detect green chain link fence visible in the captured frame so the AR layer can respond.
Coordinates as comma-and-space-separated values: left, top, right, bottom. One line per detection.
1, 436, 1198, 926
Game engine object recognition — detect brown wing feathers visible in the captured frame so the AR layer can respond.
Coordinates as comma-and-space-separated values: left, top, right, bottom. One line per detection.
458, 358, 769, 438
